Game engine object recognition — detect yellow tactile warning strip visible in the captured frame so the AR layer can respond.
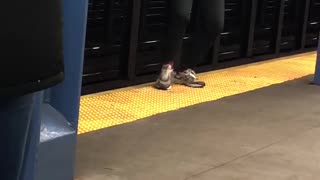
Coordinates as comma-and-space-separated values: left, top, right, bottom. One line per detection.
79, 52, 317, 134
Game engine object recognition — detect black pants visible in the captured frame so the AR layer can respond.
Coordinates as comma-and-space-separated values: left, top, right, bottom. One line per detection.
162, 0, 224, 70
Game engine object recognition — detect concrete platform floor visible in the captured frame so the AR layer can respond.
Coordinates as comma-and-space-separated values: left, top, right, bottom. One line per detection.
75, 75, 320, 180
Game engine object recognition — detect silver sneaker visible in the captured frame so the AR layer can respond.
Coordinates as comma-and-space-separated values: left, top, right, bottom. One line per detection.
174, 69, 205, 88
155, 64, 174, 90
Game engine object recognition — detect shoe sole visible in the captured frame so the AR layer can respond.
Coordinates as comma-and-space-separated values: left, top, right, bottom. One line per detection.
155, 82, 172, 90
174, 79, 205, 88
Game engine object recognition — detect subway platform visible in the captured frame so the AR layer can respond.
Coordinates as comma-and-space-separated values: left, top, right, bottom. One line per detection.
75, 52, 320, 180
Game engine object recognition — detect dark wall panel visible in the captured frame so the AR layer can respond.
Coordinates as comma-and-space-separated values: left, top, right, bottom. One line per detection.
82, 0, 319, 94
83, 0, 130, 85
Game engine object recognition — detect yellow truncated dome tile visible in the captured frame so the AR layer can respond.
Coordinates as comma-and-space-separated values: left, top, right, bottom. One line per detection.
78, 52, 317, 134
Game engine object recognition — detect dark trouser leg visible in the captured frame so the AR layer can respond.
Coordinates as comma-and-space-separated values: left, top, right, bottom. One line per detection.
183, 0, 225, 69
161, 0, 193, 68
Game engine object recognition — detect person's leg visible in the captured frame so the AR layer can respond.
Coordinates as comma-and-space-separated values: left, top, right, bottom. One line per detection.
162, 0, 193, 65
156, 0, 193, 90
188, 0, 225, 68
176, 0, 225, 88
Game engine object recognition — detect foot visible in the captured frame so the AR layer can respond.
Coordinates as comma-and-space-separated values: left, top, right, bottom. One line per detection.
155, 64, 174, 90
174, 69, 205, 88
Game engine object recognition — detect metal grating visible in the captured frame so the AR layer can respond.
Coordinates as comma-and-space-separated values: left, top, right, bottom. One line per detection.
82, 0, 319, 94
136, 0, 169, 76
83, 0, 130, 85
305, 0, 320, 48
219, 0, 249, 62
252, 0, 281, 55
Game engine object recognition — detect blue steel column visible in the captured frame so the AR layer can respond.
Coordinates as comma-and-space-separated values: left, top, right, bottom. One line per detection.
0, 94, 35, 180
314, 33, 320, 85
35, 0, 88, 180
21, 92, 43, 180
50, 0, 88, 129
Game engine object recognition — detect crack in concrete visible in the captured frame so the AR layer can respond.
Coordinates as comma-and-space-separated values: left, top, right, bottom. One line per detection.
184, 124, 320, 180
